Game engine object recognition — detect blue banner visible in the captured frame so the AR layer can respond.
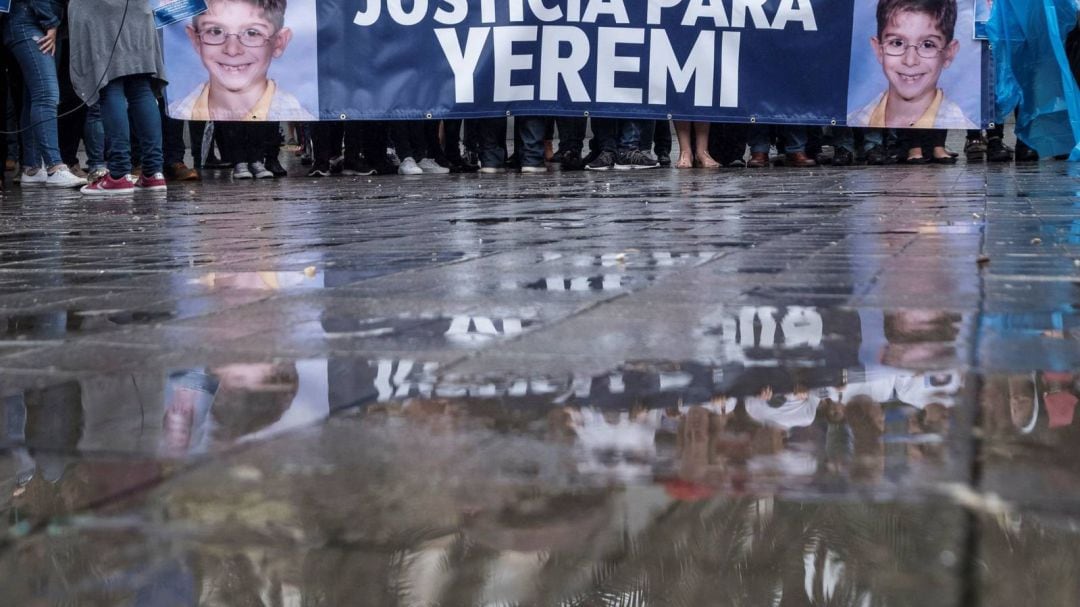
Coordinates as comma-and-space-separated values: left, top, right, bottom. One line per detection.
0, 0, 10, 14
163, 0, 988, 127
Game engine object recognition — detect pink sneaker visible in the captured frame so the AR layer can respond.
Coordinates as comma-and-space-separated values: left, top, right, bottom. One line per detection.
135, 172, 167, 192
80, 173, 135, 196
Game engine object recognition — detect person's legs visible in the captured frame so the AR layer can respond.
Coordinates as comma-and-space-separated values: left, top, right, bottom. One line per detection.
309, 121, 343, 175
832, 127, 855, 166
477, 117, 507, 172
9, 37, 62, 171
161, 114, 185, 167
98, 78, 135, 178
585, 117, 617, 170
746, 124, 771, 167
692, 122, 718, 167
551, 116, 585, 169
122, 76, 164, 176
674, 121, 694, 168
55, 38, 85, 170
516, 116, 547, 171
654, 119, 672, 165
781, 126, 816, 167
614, 120, 658, 169
83, 103, 106, 173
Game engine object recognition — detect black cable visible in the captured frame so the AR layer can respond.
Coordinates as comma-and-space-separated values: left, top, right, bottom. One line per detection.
0, 0, 131, 136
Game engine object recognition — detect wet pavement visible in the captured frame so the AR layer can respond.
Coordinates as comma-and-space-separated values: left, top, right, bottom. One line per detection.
2, 157, 1080, 605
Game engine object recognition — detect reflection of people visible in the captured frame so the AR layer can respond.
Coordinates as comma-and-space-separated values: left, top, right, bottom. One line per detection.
847, 0, 976, 129
169, 0, 315, 121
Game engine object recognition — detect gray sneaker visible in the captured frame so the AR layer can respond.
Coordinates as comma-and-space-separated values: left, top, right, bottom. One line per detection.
232, 163, 253, 179
585, 150, 616, 171
615, 150, 660, 170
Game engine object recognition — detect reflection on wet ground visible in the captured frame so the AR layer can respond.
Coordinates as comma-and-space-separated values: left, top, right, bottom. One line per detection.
2, 163, 1080, 604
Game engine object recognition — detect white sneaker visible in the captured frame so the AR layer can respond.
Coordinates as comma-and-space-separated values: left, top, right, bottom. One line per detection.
417, 158, 450, 174
250, 161, 274, 179
520, 165, 548, 173
398, 157, 423, 175
233, 163, 253, 179
46, 165, 88, 188
19, 167, 47, 187
478, 166, 505, 174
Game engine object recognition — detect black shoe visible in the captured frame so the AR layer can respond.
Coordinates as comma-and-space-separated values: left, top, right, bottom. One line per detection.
832, 146, 854, 166
657, 153, 671, 167
865, 144, 888, 165
987, 137, 1013, 162
615, 149, 660, 170
342, 157, 376, 176
585, 150, 616, 171
931, 154, 958, 165
329, 155, 345, 175
263, 155, 288, 177
1015, 140, 1040, 162
505, 152, 521, 170
445, 152, 479, 173
964, 137, 987, 161
904, 154, 930, 165
551, 148, 585, 171
307, 160, 331, 177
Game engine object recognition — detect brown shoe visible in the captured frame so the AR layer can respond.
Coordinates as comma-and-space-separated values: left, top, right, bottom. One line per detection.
785, 151, 817, 167
747, 152, 769, 168
165, 161, 200, 181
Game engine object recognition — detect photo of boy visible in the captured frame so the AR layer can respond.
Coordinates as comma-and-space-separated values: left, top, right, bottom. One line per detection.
168, 0, 315, 121
847, 0, 977, 128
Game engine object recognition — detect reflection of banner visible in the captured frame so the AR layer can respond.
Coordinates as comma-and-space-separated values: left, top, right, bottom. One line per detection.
162, 0, 988, 127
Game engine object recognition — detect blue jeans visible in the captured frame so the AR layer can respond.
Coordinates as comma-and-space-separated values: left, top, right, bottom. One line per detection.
84, 102, 106, 170
7, 37, 61, 168
515, 116, 547, 167
749, 125, 808, 154
100, 75, 163, 178
591, 118, 645, 153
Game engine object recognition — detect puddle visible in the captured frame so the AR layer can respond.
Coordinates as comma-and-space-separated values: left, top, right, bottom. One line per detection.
0, 309, 177, 340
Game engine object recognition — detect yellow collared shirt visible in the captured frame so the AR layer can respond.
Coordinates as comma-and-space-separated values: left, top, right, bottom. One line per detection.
869, 89, 944, 128
190, 80, 278, 121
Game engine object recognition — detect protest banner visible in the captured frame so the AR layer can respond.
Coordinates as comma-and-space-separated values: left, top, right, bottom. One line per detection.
162, 0, 990, 127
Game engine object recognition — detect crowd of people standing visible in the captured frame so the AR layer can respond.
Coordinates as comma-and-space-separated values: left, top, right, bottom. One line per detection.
0, 0, 1052, 198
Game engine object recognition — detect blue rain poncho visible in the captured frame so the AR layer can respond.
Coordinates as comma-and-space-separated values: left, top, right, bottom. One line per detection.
988, 0, 1080, 159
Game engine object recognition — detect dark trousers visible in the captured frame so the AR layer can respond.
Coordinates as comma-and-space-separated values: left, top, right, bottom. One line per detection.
311, 121, 364, 164
216, 122, 278, 165
391, 121, 428, 161
555, 117, 586, 153
160, 100, 187, 166
708, 123, 747, 164
591, 118, 644, 153
477, 117, 507, 168
1, 45, 22, 165
56, 40, 86, 168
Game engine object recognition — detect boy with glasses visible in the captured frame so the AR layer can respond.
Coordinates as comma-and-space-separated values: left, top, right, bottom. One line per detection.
847, 0, 976, 129
169, 0, 314, 121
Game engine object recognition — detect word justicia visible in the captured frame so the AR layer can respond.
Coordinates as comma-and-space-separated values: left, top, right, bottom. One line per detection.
352, 0, 819, 107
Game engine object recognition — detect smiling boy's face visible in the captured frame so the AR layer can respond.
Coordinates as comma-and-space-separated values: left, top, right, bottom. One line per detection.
187, 0, 292, 96
872, 10, 959, 103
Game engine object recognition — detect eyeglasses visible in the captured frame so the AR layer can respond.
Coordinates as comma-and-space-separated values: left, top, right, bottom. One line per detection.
196, 27, 274, 47
880, 38, 944, 59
